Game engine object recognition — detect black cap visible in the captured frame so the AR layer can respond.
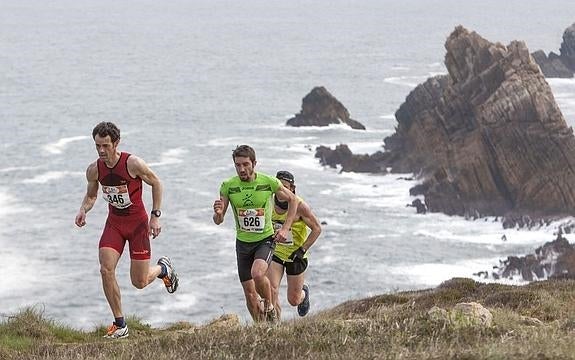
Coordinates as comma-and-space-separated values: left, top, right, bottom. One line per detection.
276, 170, 295, 184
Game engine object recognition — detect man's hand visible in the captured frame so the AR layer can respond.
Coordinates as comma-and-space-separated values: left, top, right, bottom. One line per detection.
274, 226, 290, 243
213, 199, 224, 215
288, 247, 306, 261
149, 216, 161, 239
75, 209, 87, 227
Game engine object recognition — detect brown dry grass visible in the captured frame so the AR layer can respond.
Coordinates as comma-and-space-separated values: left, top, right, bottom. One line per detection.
3, 278, 575, 359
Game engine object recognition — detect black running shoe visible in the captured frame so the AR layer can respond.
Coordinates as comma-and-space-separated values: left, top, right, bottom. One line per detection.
297, 284, 310, 317
157, 256, 179, 293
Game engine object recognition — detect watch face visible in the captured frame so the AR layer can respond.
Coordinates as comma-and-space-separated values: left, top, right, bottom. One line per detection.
152, 210, 161, 217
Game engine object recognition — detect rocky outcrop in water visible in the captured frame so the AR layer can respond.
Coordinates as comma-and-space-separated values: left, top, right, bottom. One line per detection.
287, 87, 366, 129
531, 50, 573, 78
475, 233, 575, 281
532, 23, 575, 78
318, 26, 575, 221
315, 144, 384, 172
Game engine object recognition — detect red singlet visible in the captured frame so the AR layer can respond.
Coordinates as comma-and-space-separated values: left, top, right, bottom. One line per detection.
97, 152, 151, 260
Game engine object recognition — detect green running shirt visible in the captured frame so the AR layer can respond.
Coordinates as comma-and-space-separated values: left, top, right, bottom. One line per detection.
272, 196, 309, 262
219, 172, 281, 243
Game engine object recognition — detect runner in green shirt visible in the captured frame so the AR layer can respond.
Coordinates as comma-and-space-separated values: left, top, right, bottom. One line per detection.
267, 170, 321, 320
213, 145, 298, 323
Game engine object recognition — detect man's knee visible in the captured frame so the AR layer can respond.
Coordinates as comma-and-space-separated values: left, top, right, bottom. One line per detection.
287, 291, 301, 306
252, 269, 266, 282
100, 265, 115, 279
251, 261, 269, 280
131, 277, 148, 289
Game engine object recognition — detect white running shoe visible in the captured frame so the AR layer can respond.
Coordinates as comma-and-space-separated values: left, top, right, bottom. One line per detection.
157, 256, 179, 293
104, 323, 129, 339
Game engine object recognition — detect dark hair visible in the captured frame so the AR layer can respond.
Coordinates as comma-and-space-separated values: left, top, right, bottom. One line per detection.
276, 170, 295, 184
276, 170, 296, 193
92, 122, 120, 143
232, 145, 256, 163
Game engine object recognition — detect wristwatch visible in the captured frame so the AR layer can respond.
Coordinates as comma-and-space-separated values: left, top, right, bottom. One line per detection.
151, 209, 162, 218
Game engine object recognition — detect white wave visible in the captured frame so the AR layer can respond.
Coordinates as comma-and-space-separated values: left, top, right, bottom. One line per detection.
346, 141, 385, 154
0, 165, 43, 173
268, 152, 325, 172
43, 135, 89, 154
21, 171, 84, 184
196, 269, 237, 281
187, 189, 218, 198
261, 121, 395, 136
189, 221, 234, 237
379, 257, 505, 287
277, 123, 361, 132
0, 189, 32, 216
427, 62, 444, 68
171, 212, 235, 238
148, 148, 188, 167
264, 144, 316, 155
0, 251, 39, 293
547, 78, 575, 86
282, 136, 319, 142
413, 227, 555, 246
314, 217, 366, 230
157, 292, 198, 311
315, 255, 338, 265
204, 137, 244, 147
383, 75, 427, 88
378, 114, 396, 120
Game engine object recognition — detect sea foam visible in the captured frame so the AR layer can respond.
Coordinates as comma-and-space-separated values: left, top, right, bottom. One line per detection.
21, 171, 84, 184
43, 136, 89, 155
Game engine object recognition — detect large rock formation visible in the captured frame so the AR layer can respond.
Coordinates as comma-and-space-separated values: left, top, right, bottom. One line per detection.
287, 87, 366, 129
317, 26, 575, 220
532, 23, 575, 78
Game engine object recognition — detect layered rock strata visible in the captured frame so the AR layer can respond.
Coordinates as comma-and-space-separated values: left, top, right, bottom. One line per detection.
318, 26, 575, 220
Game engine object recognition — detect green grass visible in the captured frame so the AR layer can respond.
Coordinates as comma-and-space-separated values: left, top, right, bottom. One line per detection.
2, 278, 575, 359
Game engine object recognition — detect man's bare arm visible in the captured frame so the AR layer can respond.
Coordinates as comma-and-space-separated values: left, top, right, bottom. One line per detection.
75, 162, 99, 227
298, 201, 322, 251
213, 195, 229, 225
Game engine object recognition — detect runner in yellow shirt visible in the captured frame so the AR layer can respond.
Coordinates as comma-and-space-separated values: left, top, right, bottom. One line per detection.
267, 170, 321, 320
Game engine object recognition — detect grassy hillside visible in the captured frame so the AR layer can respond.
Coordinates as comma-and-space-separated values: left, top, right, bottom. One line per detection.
2, 278, 575, 359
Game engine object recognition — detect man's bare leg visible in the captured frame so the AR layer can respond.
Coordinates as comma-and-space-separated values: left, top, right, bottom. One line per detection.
99, 247, 123, 318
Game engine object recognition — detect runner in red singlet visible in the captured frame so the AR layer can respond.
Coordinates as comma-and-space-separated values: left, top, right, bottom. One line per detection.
75, 121, 179, 339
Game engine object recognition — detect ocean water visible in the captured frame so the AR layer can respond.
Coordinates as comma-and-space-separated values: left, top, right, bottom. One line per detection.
2, 0, 575, 330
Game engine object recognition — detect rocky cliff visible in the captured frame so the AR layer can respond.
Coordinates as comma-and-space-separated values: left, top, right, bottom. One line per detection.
532, 22, 575, 78
287, 86, 366, 129
317, 26, 575, 220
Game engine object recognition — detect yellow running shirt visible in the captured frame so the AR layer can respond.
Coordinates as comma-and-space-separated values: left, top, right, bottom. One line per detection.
272, 195, 309, 262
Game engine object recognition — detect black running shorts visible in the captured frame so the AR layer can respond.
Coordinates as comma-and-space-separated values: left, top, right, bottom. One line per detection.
236, 236, 275, 282
272, 255, 308, 276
